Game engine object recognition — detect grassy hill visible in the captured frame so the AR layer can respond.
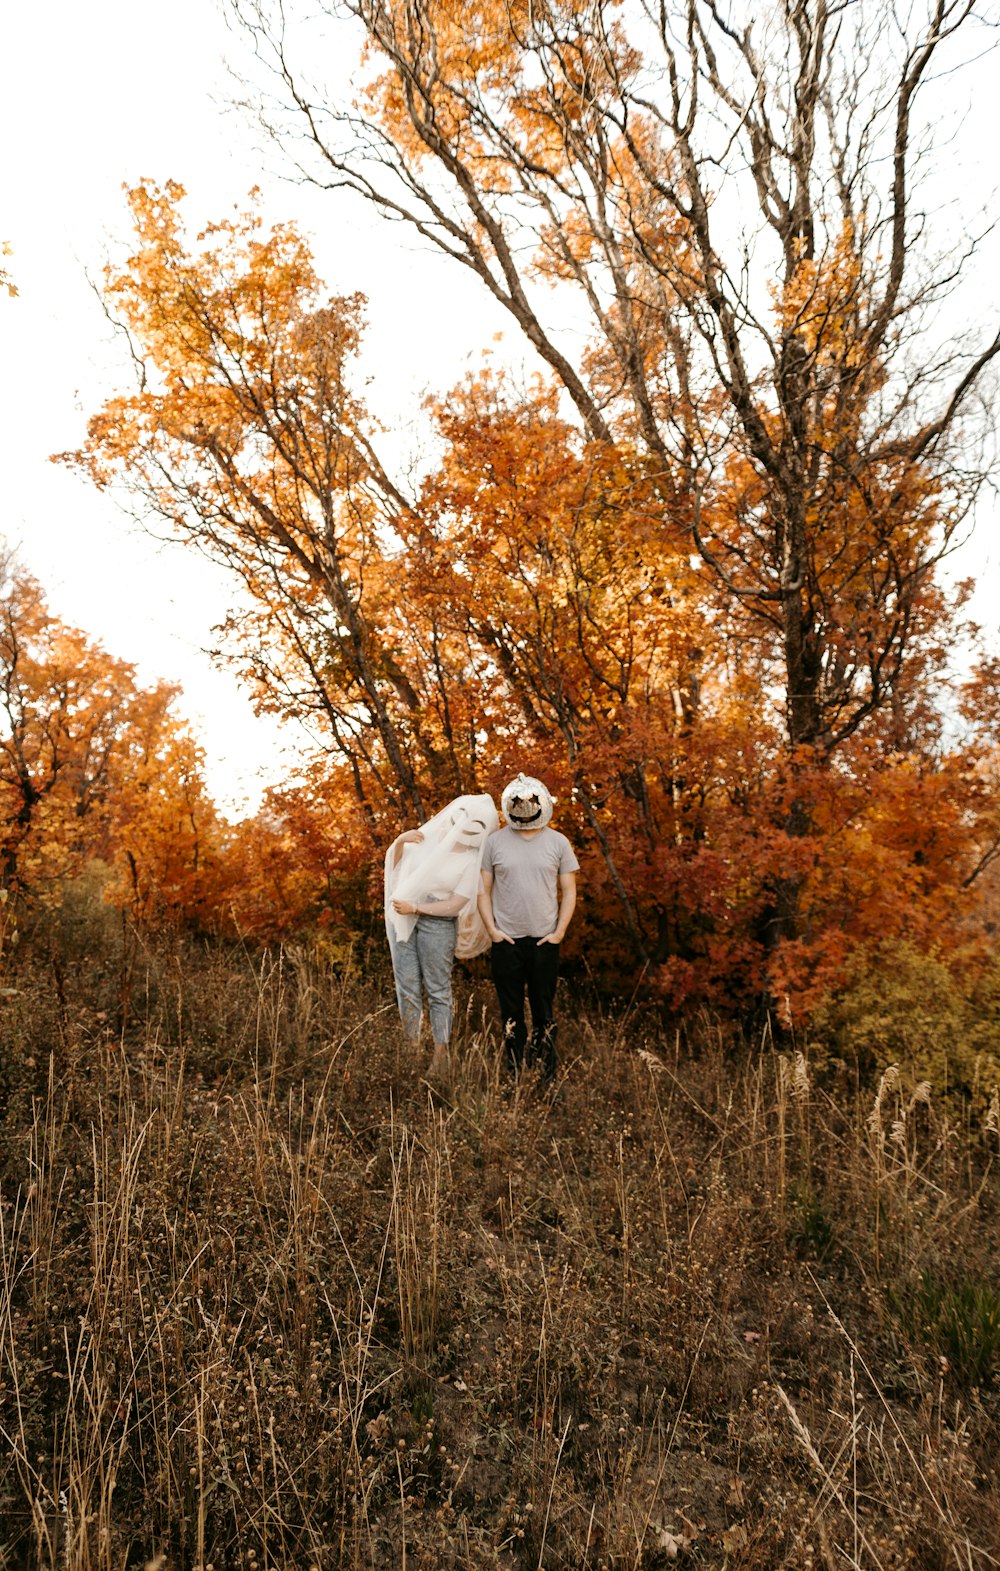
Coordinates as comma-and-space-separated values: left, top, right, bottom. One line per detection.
0, 932, 997, 1569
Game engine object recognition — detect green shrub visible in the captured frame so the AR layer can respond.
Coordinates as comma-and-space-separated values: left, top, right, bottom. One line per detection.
806, 940, 1000, 1097
19, 858, 122, 968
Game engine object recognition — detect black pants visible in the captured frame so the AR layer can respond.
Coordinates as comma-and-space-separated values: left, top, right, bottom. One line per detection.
490, 937, 560, 1076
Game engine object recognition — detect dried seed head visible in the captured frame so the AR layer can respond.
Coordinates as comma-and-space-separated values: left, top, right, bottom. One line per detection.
867, 1064, 901, 1146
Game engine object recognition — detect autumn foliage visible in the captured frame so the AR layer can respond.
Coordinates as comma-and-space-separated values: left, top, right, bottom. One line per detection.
44, 167, 993, 1047
0, 0, 989, 1061
0, 557, 213, 913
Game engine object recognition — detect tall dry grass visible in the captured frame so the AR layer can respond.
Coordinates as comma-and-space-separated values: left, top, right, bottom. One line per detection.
0, 929, 997, 1569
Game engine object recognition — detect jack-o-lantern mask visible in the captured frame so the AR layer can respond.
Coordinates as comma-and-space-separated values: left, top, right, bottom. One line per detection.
501, 773, 553, 831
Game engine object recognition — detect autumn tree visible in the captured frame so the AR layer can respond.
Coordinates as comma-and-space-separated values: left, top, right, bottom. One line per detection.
409, 370, 780, 974
232, 0, 997, 760
212, 767, 388, 942
72, 177, 1000, 1003
72, 182, 503, 828
0, 548, 221, 918
218, 0, 1000, 963
71, 0, 1000, 1004
73, 186, 762, 970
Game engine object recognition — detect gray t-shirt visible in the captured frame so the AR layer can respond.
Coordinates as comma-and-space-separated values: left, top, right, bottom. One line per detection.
481, 826, 580, 938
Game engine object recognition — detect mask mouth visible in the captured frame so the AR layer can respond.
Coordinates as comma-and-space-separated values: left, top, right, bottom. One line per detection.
454, 816, 487, 849
508, 798, 543, 826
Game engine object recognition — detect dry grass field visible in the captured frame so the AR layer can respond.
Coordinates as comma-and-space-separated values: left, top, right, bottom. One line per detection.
0, 924, 998, 1570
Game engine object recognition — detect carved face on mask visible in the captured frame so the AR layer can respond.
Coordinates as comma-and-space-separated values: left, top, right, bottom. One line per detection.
451, 808, 490, 852
501, 773, 554, 831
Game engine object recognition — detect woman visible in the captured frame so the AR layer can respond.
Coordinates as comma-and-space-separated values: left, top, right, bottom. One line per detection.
384, 793, 499, 1079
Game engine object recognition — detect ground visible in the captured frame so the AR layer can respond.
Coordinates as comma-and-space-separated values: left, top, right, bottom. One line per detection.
0, 932, 997, 1569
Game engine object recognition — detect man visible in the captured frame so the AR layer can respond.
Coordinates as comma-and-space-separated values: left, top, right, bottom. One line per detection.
477, 772, 579, 1078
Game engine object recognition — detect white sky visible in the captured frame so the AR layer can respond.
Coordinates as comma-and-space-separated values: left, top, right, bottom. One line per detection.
1, 2, 997, 814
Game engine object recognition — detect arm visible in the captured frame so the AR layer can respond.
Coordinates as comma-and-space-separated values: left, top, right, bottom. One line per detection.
390, 828, 424, 868
392, 891, 465, 917
478, 868, 514, 943
537, 871, 577, 945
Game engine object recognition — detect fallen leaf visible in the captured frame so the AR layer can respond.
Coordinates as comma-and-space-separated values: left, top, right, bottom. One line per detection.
653, 1526, 679, 1559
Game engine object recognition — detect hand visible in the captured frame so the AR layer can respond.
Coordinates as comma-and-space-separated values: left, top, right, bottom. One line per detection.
400, 830, 425, 845
393, 898, 419, 915
491, 928, 515, 944
537, 931, 563, 946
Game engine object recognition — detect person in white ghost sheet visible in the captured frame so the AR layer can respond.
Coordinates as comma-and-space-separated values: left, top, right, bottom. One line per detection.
384, 793, 499, 1083
476, 773, 579, 1079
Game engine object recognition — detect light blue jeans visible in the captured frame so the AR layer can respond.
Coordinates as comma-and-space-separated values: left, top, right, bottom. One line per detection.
387, 914, 457, 1046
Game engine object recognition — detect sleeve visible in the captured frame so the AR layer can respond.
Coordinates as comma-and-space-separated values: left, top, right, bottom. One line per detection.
481, 834, 498, 875
557, 834, 580, 874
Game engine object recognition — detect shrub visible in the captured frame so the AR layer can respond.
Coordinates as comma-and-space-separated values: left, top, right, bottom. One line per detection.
806, 939, 1000, 1096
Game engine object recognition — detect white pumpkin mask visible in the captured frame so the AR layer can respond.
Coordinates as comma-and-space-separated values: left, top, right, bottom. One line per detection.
384, 793, 499, 957
501, 773, 554, 832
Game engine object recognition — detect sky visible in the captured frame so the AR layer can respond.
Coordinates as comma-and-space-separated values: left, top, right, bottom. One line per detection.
1, 1, 997, 814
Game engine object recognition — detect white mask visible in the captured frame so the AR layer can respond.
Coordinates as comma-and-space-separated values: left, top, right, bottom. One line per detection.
501, 773, 554, 831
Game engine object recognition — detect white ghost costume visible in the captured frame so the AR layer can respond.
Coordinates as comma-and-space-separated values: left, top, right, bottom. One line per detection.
384, 793, 500, 959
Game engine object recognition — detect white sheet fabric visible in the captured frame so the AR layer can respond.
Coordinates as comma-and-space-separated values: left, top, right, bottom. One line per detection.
384, 793, 499, 958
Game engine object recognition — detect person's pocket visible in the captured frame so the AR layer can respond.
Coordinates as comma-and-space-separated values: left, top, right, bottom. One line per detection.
491, 940, 523, 981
